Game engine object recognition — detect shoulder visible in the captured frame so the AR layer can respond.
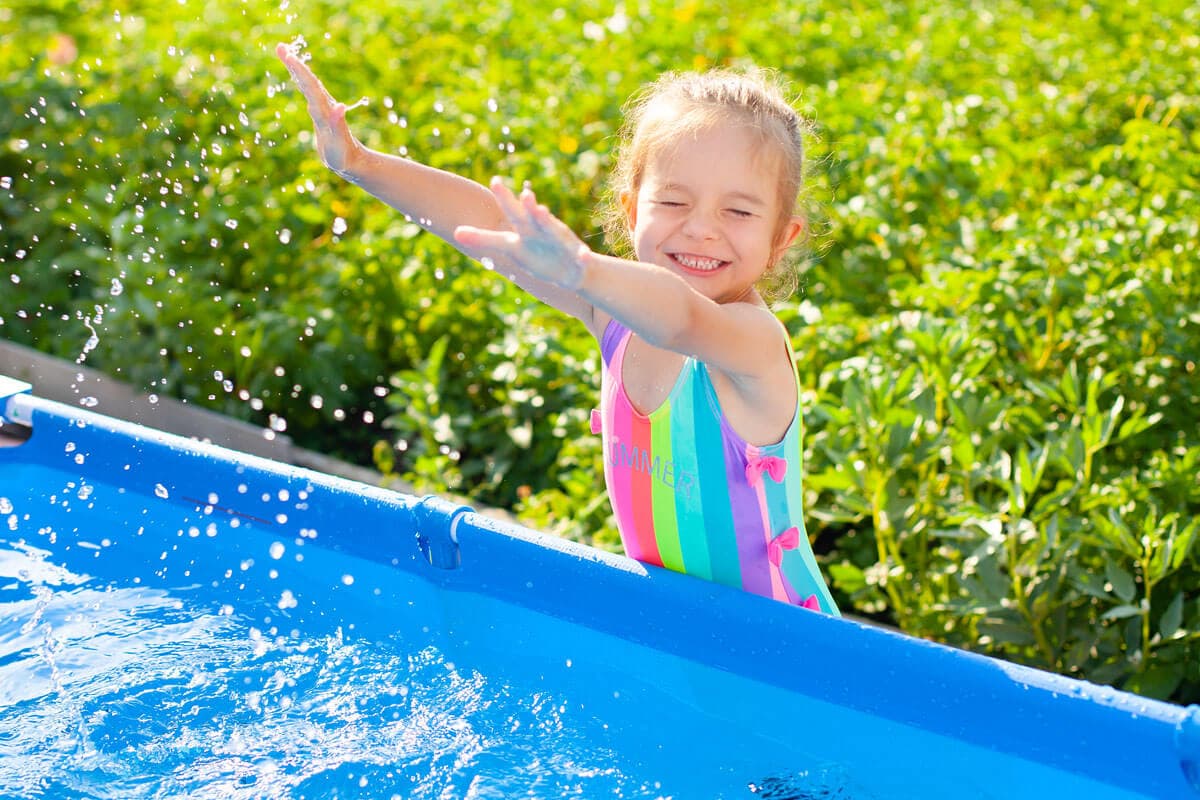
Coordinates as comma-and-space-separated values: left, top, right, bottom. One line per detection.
706, 301, 793, 381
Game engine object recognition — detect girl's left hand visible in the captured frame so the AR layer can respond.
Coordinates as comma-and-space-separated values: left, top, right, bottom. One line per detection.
454, 178, 590, 290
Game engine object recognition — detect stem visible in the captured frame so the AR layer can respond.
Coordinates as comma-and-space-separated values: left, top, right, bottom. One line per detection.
1139, 551, 1156, 673
1035, 272, 1060, 372
1006, 514, 1057, 667
872, 476, 907, 616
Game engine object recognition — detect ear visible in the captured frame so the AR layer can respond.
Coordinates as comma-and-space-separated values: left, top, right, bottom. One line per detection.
620, 190, 638, 231
773, 215, 805, 258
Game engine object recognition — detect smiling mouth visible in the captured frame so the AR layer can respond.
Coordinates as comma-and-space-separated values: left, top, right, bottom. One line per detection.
670, 252, 729, 275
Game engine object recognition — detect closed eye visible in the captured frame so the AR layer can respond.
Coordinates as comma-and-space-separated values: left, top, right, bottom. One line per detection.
727, 208, 754, 218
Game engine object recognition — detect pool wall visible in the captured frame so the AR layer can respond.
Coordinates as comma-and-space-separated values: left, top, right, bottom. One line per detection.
2, 375, 1198, 798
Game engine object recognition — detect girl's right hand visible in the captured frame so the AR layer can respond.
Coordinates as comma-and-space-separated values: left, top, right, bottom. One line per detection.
275, 43, 362, 177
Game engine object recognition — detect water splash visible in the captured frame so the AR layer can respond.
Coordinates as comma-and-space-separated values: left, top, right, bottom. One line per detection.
76, 304, 104, 365
283, 34, 311, 63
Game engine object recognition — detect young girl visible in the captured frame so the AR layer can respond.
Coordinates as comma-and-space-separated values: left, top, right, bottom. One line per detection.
276, 44, 839, 615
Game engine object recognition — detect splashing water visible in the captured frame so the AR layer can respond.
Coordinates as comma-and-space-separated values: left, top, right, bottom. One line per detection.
283, 34, 311, 63
76, 304, 104, 365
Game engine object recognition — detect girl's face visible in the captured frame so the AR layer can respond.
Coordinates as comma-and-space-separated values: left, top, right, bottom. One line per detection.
623, 124, 802, 304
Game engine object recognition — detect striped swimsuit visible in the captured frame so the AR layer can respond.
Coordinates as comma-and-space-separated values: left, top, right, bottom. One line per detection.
595, 319, 839, 614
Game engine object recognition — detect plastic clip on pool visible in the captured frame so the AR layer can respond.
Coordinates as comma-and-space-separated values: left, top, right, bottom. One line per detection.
1, 374, 1197, 799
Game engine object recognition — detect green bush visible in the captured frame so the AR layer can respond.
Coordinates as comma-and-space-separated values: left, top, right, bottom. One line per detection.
3, 0, 1197, 702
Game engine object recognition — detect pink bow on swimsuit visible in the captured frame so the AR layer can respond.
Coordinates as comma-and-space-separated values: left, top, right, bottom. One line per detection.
767, 526, 801, 567
769, 527, 822, 611
745, 455, 787, 488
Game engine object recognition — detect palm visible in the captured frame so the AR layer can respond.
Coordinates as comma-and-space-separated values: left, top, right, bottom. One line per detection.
276, 44, 358, 174
454, 180, 589, 290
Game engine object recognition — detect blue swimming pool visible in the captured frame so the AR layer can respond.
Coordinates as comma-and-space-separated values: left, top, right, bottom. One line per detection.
1, 376, 1197, 799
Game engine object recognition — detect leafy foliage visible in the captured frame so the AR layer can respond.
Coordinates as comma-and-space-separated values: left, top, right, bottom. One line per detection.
3, 0, 1198, 701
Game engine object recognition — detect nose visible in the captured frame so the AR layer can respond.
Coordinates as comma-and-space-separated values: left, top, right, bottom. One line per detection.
680, 207, 719, 240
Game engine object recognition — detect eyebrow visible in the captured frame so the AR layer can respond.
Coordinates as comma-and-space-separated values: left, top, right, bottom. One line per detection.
656, 183, 769, 207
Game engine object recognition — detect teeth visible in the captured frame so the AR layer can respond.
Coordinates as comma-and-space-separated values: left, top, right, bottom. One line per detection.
675, 254, 723, 271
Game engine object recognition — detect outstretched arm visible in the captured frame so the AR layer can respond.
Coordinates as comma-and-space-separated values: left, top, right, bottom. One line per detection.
275, 44, 596, 326
454, 182, 788, 379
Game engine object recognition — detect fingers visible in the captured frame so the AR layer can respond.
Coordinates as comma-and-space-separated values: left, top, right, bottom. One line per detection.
489, 177, 559, 236
276, 43, 336, 110
488, 177, 590, 254
488, 176, 526, 228
453, 225, 519, 252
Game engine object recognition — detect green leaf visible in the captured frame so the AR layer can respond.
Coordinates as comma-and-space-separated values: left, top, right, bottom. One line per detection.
828, 562, 866, 593
1096, 394, 1125, 449
1060, 362, 1081, 408
977, 620, 1037, 647
885, 421, 913, 466
1101, 604, 1142, 621
1105, 561, 1138, 603
1094, 508, 1142, 558
1158, 591, 1184, 639
1123, 666, 1184, 701
1170, 518, 1200, 571
950, 433, 976, 469
1069, 564, 1111, 600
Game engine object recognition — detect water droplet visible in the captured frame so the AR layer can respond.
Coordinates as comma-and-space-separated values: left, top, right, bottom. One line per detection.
284, 34, 311, 63
0, 498, 12, 514
277, 228, 292, 244
109, 278, 123, 296
79, 396, 98, 408
331, 217, 347, 235
341, 574, 354, 586
269, 541, 285, 559
154, 483, 170, 499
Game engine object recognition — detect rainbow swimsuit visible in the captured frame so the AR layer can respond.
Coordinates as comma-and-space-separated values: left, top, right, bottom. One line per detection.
595, 319, 839, 614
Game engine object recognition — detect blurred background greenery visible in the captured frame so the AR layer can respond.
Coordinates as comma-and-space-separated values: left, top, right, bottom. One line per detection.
2, 0, 1198, 702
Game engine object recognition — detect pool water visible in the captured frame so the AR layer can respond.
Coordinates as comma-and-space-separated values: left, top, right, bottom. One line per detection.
0, 501, 867, 800
0, 393, 1194, 800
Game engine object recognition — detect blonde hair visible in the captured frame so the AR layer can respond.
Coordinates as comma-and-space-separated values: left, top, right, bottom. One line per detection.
601, 67, 812, 301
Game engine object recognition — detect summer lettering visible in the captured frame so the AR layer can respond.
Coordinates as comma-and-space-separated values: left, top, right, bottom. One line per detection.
609, 443, 695, 498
